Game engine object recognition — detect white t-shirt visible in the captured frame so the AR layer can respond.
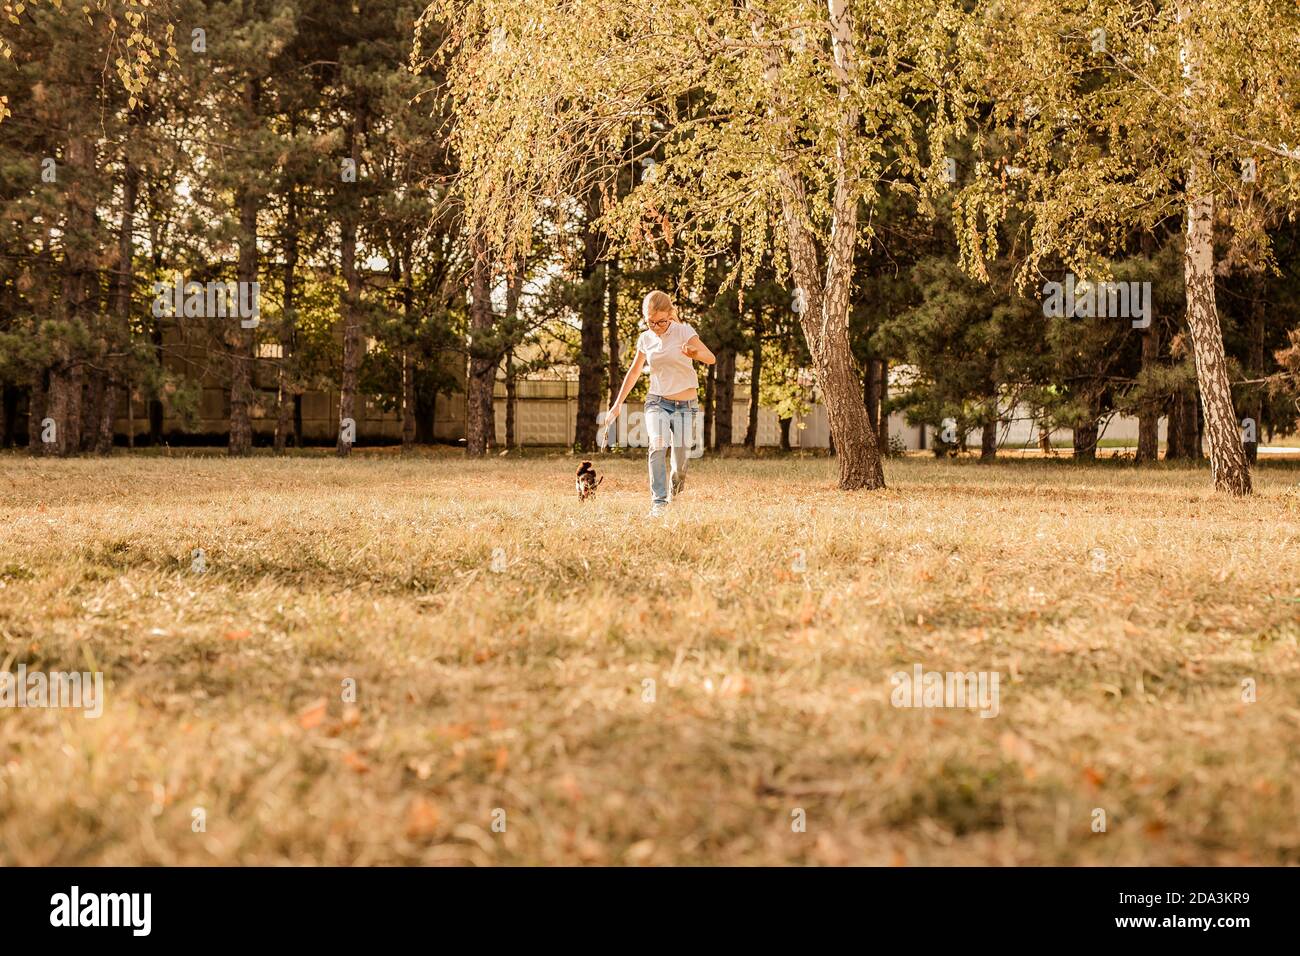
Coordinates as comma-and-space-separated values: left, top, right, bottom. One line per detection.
637, 321, 699, 397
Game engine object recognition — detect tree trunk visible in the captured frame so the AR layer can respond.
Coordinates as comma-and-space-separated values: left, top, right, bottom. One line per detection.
82, 372, 104, 453
505, 350, 517, 449
98, 151, 140, 456
1244, 276, 1265, 465
1167, 388, 1196, 460
977, 373, 999, 460
704, 361, 715, 450
575, 195, 605, 452
864, 357, 881, 447
714, 346, 736, 447
607, 256, 621, 406
487, 255, 525, 453
481, 362, 497, 452
1180, 10, 1250, 495
789, 232, 884, 487
145, 297, 162, 447
1136, 323, 1161, 463
1, 385, 18, 447
28, 368, 48, 455
145, 201, 165, 446
126, 380, 135, 449
415, 386, 435, 444
980, 405, 998, 460
401, 352, 417, 453
336, 107, 364, 458
779, 416, 792, 452
45, 368, 80, 459
1196, 393, 1207, 461
877, 359, 889, 445
1135, 230, 1160, 464
275, 179, 299, 455
1073, 417, 1099, 460
52, 125, 95, 457
1183, 172, 1248, 492
82, 384, 102, 458
46, 364, 71, 456
751, 0, 884, 489
465, 230, 495, 457
66, 365, 84, 455
229, 78, 261, 457
744, 303, 762, 449
96, 384, 117, 454
147, 387, 164, 444
400, 240, 417, 454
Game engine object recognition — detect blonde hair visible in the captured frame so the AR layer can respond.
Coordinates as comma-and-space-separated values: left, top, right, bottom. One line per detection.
642, 290, 675, 323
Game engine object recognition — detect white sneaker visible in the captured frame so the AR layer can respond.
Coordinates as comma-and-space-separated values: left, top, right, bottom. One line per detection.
648, 502, 668, 518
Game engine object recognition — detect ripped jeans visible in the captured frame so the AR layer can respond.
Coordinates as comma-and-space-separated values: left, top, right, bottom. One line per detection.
644, 395, 698, 505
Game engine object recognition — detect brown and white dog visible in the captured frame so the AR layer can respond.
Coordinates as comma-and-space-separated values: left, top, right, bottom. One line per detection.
575, 460, 603, 501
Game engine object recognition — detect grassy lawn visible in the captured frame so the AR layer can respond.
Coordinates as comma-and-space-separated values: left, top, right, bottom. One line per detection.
1, 451, 1298, 865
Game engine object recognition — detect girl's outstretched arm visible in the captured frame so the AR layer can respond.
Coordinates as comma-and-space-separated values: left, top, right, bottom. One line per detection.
605, 351, 646, 420
683, 335, 716, 365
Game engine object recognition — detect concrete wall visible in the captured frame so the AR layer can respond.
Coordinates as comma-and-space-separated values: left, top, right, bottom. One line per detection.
920, 411, 1168, 452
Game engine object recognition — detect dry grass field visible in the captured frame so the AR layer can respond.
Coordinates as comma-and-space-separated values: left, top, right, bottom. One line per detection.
1, 449, 1298, 865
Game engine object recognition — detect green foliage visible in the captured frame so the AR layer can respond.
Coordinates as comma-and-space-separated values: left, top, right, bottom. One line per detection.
5, 0, 1300, 459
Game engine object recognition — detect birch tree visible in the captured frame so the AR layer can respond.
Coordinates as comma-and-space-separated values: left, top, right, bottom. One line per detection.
423, 0, 970, 489
954, 0, 1300, 494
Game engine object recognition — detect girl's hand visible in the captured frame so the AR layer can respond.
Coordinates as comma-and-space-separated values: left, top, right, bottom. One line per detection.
603, 405, 620, 422
680, 343, 699, 360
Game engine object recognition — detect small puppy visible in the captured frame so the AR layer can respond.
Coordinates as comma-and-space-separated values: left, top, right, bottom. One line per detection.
575, 460, 603, 501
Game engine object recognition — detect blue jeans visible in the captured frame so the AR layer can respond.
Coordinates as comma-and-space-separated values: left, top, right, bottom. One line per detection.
644, 395, 698, 505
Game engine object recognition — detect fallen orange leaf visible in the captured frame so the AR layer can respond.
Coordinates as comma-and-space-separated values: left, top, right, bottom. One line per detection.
342, 750, 370, 774
718, 673, 751, 698
298, 698, 327, 730
558, 773, 583, 802
405, 797, 440, 838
